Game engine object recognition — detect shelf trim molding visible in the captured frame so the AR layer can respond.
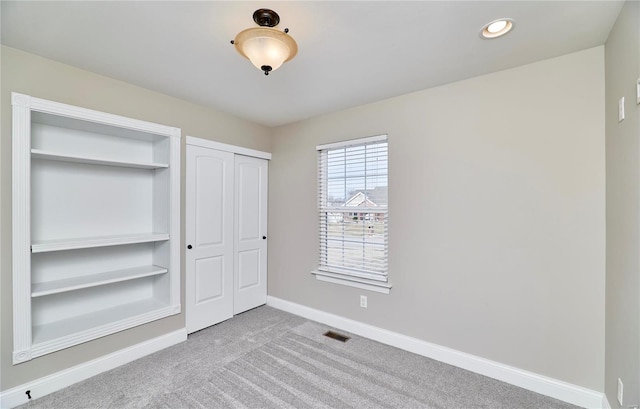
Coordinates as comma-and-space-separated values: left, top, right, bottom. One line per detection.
12, 93, 33, 365
31, 265, 168, 297
22, 93, 181, 138
31, 304, 181, 359
31, 233, 170, 253
169, 134, 181, 307
31, 149, 169, 169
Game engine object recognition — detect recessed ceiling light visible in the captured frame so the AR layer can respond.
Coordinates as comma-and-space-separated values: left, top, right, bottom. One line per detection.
480, 18, 514, 39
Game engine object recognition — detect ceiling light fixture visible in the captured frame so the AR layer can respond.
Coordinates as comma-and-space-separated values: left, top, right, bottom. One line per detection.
231, 9, 298, 76
480, 18, 515, 39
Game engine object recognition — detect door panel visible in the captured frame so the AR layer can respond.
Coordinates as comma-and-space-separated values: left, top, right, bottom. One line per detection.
234, 155, 268, 314
238, 249, 260, 289
195, 158, 224, 247
238, 165, 260, 240
195, 256, 223, 303
186, 145, 234, 333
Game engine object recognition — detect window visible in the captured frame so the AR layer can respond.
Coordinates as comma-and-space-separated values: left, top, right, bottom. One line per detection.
315, 135, 390, 293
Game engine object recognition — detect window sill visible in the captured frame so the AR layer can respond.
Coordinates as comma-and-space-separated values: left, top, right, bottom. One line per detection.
311, 270, 391, 294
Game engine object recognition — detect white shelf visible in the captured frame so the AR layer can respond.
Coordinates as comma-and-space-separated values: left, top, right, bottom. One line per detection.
31, 149, 169, 169
32, 298, 167, 345
32, 265, 168, 297
31, 233, 170, 253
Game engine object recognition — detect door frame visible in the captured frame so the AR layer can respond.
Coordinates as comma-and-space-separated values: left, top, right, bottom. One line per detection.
185, 136, 271, 161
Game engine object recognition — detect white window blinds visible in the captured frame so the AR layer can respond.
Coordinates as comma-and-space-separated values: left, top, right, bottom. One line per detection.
317, 135, 388, 282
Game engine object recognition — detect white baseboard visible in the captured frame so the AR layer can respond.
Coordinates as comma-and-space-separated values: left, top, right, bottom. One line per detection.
267, 296, 605, 409
0, 329, 187, 408
602, 395, 612, 409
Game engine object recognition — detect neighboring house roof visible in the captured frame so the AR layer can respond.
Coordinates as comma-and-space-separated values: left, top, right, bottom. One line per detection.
344, 186, 388, 207
345, 191, 376, 208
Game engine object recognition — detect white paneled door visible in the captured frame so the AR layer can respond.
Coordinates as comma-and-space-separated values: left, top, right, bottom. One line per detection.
186, 145, 234, 333
186, 142, 269, 334
234, 155, 268, 314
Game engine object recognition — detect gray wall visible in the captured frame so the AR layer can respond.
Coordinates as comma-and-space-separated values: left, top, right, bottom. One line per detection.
0, 46, 271, 390
268, 47, 606, 391
605, 1, 640, 407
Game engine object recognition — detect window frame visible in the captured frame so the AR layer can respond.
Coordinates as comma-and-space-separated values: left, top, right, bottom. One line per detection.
313, 134, 391, 294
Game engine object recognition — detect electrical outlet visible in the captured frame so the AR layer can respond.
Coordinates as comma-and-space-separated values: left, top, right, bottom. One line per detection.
360, 295, 367, 308
618, 378, 624, 406
619, 97, 625, 122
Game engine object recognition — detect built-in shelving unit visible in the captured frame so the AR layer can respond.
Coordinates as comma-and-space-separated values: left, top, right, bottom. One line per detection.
12, 92, 181, 364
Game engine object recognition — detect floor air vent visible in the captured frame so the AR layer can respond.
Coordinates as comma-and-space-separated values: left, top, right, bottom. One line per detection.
324, 330, 350, 342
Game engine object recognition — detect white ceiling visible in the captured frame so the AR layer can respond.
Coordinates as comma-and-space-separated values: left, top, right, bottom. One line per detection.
1, 1, 624, 127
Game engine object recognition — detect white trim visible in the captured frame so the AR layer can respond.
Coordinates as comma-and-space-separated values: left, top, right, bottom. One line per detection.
12, 93, 32, 365
169, 133, 181, 308
312, 270, 391, 294
602, 395, 612, 409
316, 134, 387, 151
30, 304, 181, 359
266, 296, 605, 409
186, 136, 271, 160
31, 233, 170, 254
0, 329, 187, 408
30, 149, 169, 169
14, 92, 180, 138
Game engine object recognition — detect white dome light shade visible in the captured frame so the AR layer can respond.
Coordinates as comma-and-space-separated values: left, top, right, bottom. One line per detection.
234, 27, 298, 74
243, 34, 290, 71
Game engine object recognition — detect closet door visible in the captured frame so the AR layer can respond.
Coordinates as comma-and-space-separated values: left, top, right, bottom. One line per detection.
234, 155, 268, 314
185, 145, 234, 333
